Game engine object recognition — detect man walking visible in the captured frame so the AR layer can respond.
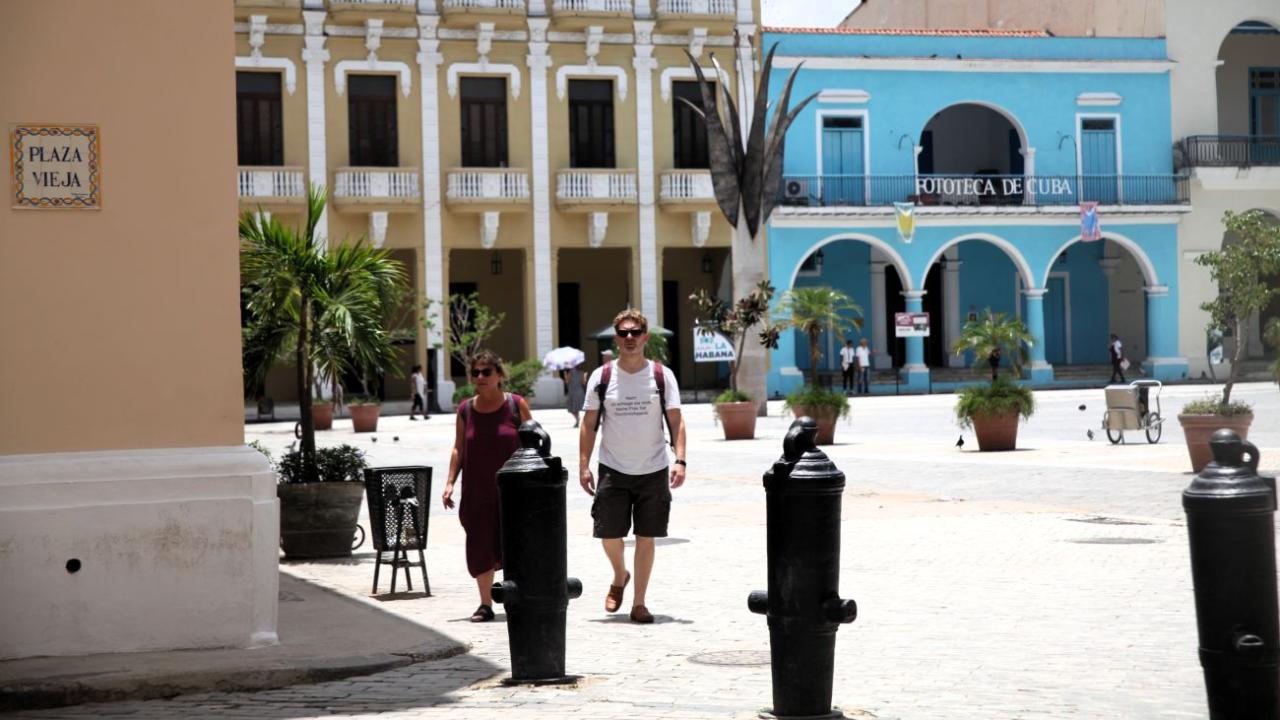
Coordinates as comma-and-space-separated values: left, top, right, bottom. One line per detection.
854, 338, 872, 395
579, 309, 686, 624
1109, 333, 1126, 383
839, 339, 857, 395
409, 364, 428, 420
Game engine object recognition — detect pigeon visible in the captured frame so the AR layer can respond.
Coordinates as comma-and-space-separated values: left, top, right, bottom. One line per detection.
956, 435, 965, 449
371, 436, 377, 443
1078, 404, 1087, 411
1087, 429, 1095, 440
394, 436, 400, 442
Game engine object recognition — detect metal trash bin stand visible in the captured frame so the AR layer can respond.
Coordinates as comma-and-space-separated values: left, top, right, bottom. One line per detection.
363, 466, 432, 595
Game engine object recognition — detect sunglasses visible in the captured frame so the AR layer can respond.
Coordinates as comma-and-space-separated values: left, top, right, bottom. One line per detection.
469, 367, 495, 378
615, 327, 646, 338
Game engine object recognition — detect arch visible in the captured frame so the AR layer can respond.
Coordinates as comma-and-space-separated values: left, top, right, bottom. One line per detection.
922, 233, 1036, 290
1042, 232, 1158, 288
1216, 19, 1280, 58
786, 233, 914, 292
919, 99, 1031, 161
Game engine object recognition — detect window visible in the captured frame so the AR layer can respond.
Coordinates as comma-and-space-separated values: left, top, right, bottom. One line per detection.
236, 72, 283, 166
460, 77, 509, 167
1082, 118, 1115, 131
568, 79, 615, 168
672, 80, 713, 169
348, 75, 398, 167
1250, 68, 1280, 137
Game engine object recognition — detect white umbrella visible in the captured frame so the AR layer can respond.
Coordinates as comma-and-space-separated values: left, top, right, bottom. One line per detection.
542, 346, 585, 371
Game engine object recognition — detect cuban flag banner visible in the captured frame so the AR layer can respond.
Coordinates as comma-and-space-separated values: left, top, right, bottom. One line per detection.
1080, 201, 1102, 242
894, 202, 916, 244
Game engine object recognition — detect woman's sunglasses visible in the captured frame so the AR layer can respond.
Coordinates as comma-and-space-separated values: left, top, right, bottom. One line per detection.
469, 367, 495, 378
615, 328, 646, 338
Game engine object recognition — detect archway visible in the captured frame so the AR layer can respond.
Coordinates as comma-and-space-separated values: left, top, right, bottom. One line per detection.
1215, 21, 1280, 164
917, 102, 1028, 206
1042, 236, 1153, 368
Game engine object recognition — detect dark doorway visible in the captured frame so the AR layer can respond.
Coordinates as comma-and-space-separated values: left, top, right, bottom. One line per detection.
884, 267, 906, 368
348, 75, 398, 167
236, 71, 283, 166
924, 264, 945, 367
663, 280, 681, 372
568, 79, 615, 168
448, 281, 478, 378
558, 282, 581, 350
459, 76, 508, 167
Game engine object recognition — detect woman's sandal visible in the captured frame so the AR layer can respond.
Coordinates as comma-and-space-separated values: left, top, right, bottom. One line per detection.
470, 604, 495, 623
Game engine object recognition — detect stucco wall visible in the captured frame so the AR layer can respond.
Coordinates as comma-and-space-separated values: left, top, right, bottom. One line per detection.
839, 0, 1165, 38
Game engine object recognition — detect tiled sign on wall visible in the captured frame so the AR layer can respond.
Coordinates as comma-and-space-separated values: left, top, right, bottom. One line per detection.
10, 124, 101, 209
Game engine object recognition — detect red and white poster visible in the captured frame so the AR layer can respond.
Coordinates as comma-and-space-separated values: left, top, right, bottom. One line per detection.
894, 312, 930, 337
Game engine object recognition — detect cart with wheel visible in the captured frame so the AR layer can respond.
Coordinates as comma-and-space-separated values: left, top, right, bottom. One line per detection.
1101, 379, 1164, 444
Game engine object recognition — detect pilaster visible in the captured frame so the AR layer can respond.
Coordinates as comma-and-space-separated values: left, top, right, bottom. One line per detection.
900, 290, 930, 391
869, 261, 891, 369
942, 252, 963, 368
1023, 288, 1054, 383
417, 18, 454, 407
634, 21, 659, 322
301, 11, 330, 242
527, 19, 562, 402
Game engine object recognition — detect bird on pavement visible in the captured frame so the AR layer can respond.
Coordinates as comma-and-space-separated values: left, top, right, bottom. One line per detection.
371, 436, 377, 443
956, 435, 965, 449
1078, 404, 1087, 411
1087, 429, 1095, 440
394, 436, 400, 442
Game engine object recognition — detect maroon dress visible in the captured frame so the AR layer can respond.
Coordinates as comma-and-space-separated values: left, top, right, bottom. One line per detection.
459, 393, 522, 578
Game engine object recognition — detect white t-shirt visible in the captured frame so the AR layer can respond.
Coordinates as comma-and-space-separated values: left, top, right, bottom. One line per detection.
839, 345, 856, 369
1111, 339, 1123, 359
854, 345, 871, 367
584, 361, 681, 475
412, 372, 426, 397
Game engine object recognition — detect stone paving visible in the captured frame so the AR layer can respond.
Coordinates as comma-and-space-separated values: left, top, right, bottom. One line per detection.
12, 382, 1280, 719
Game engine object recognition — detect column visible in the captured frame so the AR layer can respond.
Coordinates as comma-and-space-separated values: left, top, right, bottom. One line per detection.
527, 19, 562, 401
1023, 288, 1054, 383
1143, 284, 1187, 380
301, 10, 329, 242
416, 18, 454, 407
1020, 147, 1036, 205
902, 290, 930, 390
869, 261, 891, 369
633, 22, 658, 321
942, 252, 964, 367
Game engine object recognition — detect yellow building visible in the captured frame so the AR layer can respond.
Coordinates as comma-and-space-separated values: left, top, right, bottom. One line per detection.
234, 0, 762, 407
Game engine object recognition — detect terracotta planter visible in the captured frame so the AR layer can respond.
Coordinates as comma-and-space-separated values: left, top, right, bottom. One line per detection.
715, 401, 758, 440
790, 406, 840, 445
311, 402, 334, 431
970, 410, 1020, 451
349, 403, 381, 433
278, 481, 365, 559
1177, 413, 1254, 473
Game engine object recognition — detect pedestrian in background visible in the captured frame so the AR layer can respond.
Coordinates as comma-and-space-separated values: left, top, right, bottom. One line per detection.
1109, 333, 1127, 383
442, 350, 532, 622
565, 360, 587, 428
409, 364, 428, 420
839, 339, 857, 395
855, 338, 872, 395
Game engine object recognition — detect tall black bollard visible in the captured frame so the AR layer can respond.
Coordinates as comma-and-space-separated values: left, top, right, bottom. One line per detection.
1183, 429, 1279, 719
491, 421, 582, 684
749, 418, 857, 719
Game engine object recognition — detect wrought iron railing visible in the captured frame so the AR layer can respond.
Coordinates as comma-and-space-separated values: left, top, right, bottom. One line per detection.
778, 173, 1189, 208
1181, 135, 1280, 167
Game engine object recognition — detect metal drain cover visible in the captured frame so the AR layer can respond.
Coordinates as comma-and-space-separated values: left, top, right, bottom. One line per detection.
1067, 516, 1150, 526
688, 650, 771, 666
1069, 537, 1161, 545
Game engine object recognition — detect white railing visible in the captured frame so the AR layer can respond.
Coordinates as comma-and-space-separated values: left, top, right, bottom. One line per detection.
237, 167, 305, 198
659, 170, 715, 201
442, 0, 524, 9
552, 0, 631, 13
333, 168, 420, 199
334, 0, 416, 5
656, 0, 735, 15
446, 169, 530, 201
556, 170, 638, 201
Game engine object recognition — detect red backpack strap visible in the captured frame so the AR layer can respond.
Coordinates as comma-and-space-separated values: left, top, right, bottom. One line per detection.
593, 361, 612, 433
652, 361, 673, 447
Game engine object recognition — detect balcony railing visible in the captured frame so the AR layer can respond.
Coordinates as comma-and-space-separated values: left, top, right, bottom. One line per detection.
659, 170, 714, 202
556, 169, 638, 204
552, 0, 631, 13
237, 167, 305, 200
1181, 135, 1280, 167
446, 168, 530, 204
333, 168, 420, 202
332, 0, 416, 6
441, 0, 525, 11
656, 0, 735, 16
778, 174, 1189, 208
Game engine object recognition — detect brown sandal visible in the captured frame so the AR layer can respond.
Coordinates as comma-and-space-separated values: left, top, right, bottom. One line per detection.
605, 572, 630, 613
629, 605, 654, 624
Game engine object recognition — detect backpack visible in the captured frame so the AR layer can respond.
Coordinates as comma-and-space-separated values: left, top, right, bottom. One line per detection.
593, 361, 674, 447
459, 393, 520, 467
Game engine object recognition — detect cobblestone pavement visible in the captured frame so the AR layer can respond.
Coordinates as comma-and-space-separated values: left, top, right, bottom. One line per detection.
15, 383, 1279, 719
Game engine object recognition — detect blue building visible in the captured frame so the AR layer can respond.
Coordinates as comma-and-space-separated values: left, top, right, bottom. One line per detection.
761, 27, 1190, 396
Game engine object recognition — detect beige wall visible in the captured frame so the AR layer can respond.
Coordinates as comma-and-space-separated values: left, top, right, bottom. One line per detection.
2, 0, 243, 454
841, 0, 1164, 37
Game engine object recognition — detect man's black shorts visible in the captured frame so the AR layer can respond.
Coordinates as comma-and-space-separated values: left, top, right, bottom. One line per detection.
592, 464, 671, 538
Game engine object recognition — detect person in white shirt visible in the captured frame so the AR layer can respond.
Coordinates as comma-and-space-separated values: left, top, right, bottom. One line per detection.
409, 364, 428, 420
579, 309, 686, 624
839, 340, 857, 394
1109, 334, 1126, 383
854, 338, 873, 395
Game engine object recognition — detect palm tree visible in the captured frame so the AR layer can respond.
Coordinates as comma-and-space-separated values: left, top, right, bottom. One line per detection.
776, 287, 863, 386
951, 311, 1034, 379
240, 185, 406, 478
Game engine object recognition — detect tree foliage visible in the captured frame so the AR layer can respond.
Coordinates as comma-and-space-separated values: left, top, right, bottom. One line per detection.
447, 291, 504, 372
689, 281, 775, 397
763, 286, 863, 386
952, 311, 1034, 378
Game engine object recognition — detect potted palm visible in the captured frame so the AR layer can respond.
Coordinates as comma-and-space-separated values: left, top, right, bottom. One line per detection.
276, 444, 369, 559
1178, 210, 1279, 471
951, 312, 1036, 451
690, 282, 775, 440
763, 286, 861, 444
241, 185, 406, 556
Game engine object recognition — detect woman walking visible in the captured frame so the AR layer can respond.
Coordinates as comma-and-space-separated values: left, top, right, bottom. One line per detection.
565, 360, 587, 427
442, 350, 532, 622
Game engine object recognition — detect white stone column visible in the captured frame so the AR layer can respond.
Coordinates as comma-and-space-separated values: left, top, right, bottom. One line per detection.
301, 11, 329, 242
943, 251, 964, 367
634, 22, 659, 322
869, 260, 891, 369
416, 19, 454, 406
527, 19, 562, 402
1020, 146, 1036, 205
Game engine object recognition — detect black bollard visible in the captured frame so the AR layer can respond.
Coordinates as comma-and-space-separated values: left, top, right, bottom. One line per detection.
1184, 429, 1279, 719
491, 421, 582, 684
749, 417, 857, 719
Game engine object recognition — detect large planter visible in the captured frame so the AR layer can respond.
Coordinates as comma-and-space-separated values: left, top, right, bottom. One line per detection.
1177, 413, 1254, 473
278, 481, 365, 559
790, 406, 840, 445
349, 403, 381, 433
311, 403, 334, 431
715, 401, 758, 440
970, 410, 1020, 452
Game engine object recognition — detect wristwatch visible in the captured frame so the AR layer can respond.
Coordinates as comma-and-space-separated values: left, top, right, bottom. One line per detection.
673, 459, 687, 467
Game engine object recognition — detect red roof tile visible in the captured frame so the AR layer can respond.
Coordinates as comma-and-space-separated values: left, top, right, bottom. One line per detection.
763, 26, 1051, 38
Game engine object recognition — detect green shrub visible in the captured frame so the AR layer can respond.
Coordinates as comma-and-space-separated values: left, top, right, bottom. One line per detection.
452, 384, 476, 406
954, 377, 1035, 429
346, 394, 380, 406
505, 359, 543, 399
248, 440, 272, 463
1182, 393, 1253, 416
783, 385, 850, 420
644, 333, 670, 363
715, 388, 753, 404
278, 444, 367, 484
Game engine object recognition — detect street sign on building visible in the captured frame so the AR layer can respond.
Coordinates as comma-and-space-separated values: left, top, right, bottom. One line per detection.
10, 124, 102, 209
894, 312, 931, 337
693, 328, 736, 362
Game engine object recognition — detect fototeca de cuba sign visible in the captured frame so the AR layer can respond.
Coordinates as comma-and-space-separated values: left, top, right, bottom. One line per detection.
915, 176, 1076, 198
693, 328, 736, 363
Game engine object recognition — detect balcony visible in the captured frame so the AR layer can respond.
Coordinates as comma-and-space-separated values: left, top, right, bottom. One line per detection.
328, 0, 417, 23
658, 170, 716, 211
550, 0, 632, 29
445, 168, 531, 212
655, 0, 735, 31
237, 167, 306, 208
441, 0, 526, 27
555, 169, 638, 211
332, 167, 420, 211
1180, 135, 1280, 191
777, 174, 1190, 210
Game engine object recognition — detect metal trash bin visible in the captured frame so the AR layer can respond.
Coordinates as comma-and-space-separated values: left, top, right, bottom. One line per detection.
363, 465, 432, 595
